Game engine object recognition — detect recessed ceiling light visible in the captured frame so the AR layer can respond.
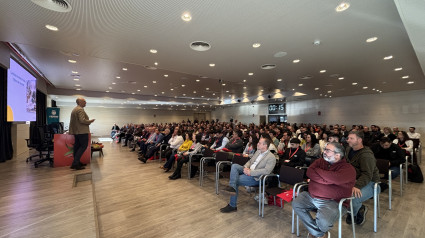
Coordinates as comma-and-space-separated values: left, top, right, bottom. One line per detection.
170, 88, 174, 91
320, 70, 326, 73
152, 81, 157, 83
131, 92, 135, 95
144, 85, 148, 88
383, 55, 393, 60
366, 37, 378, 43
402, 75, 409, 79
116, 76, 120, 79
243, 79, 247, 82
150, 49, 157, 54
226, 90, 229, 93
201, 96, 204, 98
196, 79, 200, 82
222, 83, 226, 86
327, 91, 332, 93
137, 89, 141, 92
363, 86, 368, 89
122, 67, 127, 71
209, 63, 215, 67
154, 94, 158, 97
293, 59, 300, 63
243, 86, 247, 89
298, 84, 303, 86
45, 24, 58, 31
181, 12, 192, 22
407, 81, 415, 84
336, 2, 350, 12
106, 90, 109, 93
73, 78, 79, 81
164, 74, 168, 77
315, 88, 319, 90
252, 43, 261, 48
274, 51, 287, 58
68, 59, 77, 63
394, 67, 403, 71
352, 82, 358, 85
212, 93, 215, 95
181, 84, 185, 87
193, 91, 197, 93
292, 89, 295, 91
248, 73, 254, 76
206, 88, 209, 90
72, 71, 78, 74
154, 62, 158, 66
112, 82, 116, 85
75, 84, 80, 87
338, 77, 344, 80
276, 78, 282, 82
76, 88, 81, 91
183, 94, 186, 96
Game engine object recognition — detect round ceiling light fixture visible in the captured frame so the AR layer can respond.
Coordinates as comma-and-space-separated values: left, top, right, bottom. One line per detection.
261, 64, 276, 70
274, 51, 287, 58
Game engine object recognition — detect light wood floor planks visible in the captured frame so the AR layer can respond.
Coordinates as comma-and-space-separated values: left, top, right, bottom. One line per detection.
92, 142, 425, 238
1, 140, 424, 238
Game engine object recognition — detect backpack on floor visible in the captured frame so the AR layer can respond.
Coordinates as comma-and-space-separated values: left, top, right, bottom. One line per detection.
408, 164, 424, 183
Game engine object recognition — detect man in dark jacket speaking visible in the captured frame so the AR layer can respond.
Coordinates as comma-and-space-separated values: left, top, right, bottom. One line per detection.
292, 142, 356, 238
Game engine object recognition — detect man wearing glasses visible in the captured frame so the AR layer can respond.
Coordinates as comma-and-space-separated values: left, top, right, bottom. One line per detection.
292, 142, 356, 238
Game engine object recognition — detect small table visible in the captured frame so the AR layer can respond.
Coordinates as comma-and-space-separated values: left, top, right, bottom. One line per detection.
91, 147, 104, 158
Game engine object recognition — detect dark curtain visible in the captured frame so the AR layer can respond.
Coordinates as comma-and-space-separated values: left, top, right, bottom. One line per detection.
36, 90, 46, 125
0, 65, 13, 162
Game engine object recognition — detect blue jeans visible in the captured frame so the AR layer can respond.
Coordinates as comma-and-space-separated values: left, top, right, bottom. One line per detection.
292, 192, 342, 237
352, 181, 380, 215
390, 166, 400, 180
228, 164, 259, 207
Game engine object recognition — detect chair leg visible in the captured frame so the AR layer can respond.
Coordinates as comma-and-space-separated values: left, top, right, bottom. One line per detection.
400, 164, 403, 196
389, 172, 392, 210
374, 183, 379, 232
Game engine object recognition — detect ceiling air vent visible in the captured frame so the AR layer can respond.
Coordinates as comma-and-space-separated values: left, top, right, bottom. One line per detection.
31, 0, 72, 13
144, 66, 157, 70
299, 75, 313, 80
261, 64, 276, 70
190, 41, 211, 51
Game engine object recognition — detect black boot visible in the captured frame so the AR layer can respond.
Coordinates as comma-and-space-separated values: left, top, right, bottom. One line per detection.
190, 166, 198, 178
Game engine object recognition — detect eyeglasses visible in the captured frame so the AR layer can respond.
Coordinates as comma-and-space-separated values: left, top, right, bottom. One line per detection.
324, 148, 336, 153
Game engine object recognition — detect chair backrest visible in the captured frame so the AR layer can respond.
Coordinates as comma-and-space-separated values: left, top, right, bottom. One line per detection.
232, 154, 250, 166
279, 166, 305, 185
411, 139, 420, 149
376, 158, 390, 175
203, 147, 215, 157
215, 151, 232, 162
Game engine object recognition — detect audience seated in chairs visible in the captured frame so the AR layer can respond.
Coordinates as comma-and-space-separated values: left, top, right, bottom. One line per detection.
242, 135, 258, 158
371, 137, 405, 182
302, 133, 321, 166
219, 137, 276, 213
223, 130, 244, 153
393, 131, 414, 155
139, 128, 171, 163
292, 142, 356, 238
345, 131, 381, 226
277, 138, 306, 171
111, 123, 120, 138
162, 132, 192, 172
210, 130, 229, 151
160, 127, 184, 161
168, 133, 204, 180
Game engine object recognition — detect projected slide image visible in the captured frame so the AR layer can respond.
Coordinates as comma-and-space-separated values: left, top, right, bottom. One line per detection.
7, 58, 37, 122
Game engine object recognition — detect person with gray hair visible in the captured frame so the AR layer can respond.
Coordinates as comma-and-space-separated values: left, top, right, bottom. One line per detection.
69, 97, 95, 170
292, 142, 356, 238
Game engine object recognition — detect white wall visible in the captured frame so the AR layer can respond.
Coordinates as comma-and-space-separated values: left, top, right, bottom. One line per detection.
59, 106, 211, 136
212, 89, 425, 135
210, 104, 267, 125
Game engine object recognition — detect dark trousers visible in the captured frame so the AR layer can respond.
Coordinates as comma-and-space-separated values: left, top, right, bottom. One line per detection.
73, 134, 89, 167
145, 144, 159, 158
164, 152, 178, 169
171, 155, 198, 177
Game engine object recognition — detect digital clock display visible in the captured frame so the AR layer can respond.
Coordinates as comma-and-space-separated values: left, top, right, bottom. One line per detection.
268, 104, 285, 114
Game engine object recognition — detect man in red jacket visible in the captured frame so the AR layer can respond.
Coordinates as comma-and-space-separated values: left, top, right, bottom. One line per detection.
292, 142, 356, 238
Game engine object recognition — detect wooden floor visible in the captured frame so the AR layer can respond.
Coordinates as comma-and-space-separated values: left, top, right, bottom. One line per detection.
1, 140, 425, 238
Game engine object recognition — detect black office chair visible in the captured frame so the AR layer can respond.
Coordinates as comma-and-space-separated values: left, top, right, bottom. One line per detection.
26, 125, 54, 168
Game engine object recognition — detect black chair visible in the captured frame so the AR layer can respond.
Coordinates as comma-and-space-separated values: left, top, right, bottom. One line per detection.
259, 165, 305, 217
26, 125, 54, 168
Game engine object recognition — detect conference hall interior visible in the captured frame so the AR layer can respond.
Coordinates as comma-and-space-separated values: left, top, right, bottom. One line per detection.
0, 1, 424, 237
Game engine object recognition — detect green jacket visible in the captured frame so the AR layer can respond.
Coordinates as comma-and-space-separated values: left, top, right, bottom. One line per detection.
346, 146, 380, 189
